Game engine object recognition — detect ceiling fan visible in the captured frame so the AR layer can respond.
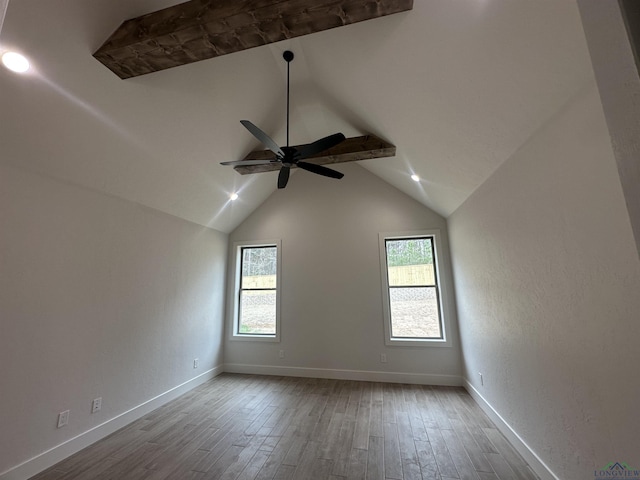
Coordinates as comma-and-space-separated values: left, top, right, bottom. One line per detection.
221, 50, 346, 189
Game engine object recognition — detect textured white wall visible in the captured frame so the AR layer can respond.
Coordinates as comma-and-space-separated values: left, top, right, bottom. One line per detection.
0, 164, 227, 475
448, 82, 640, 480
225, 163, 462, 383
578, 0, 640, 258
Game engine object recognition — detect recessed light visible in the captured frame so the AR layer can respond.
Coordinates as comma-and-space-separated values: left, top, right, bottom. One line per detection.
2, 51, 30, 73
229, 192, 239, 201
411, 174, 420, 182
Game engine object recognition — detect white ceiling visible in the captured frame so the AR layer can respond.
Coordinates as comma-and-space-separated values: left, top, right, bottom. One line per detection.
0, 0, 595, 233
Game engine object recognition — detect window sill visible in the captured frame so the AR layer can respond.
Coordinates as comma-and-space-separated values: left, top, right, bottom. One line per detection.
385, 337, 451, 347
231, 334, 280, 343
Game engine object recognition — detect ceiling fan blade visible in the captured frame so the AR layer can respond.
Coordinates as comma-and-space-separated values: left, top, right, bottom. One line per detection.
297, 161, 344, 179
295, 133, 346, 160
240, 120, 285, 158
278, 166, 290, 189
220, 159, 278, 166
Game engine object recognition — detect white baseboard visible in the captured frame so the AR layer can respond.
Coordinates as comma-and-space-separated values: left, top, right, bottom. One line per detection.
0, 366, 224, 480
224, 363, 462, 386
463, 379, 558, 480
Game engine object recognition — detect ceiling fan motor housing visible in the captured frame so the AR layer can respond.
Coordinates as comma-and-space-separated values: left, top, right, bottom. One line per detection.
281, 146, 298, 167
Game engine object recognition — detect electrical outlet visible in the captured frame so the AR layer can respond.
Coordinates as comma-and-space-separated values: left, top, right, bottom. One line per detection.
380, 353, 387, 363
57, 410, 69, 428
92, 397, 102, 414
193, 358, 199, 369
479, 372, 484, 386
279, 350, 285, 359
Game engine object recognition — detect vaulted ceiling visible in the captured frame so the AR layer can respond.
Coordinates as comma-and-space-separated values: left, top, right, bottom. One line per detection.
0, 0, 594, 233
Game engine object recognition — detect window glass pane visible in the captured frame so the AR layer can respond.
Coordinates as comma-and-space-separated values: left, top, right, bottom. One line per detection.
241, 247, 277, 289
389, 286, 441, 338
386, 238, 435, 287
239, 290, 276, 334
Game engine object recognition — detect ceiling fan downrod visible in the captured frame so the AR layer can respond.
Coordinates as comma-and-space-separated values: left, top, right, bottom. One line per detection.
284, 50, 293, 149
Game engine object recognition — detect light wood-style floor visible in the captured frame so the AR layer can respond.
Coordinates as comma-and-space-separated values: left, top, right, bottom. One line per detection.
31, 374, 539, 480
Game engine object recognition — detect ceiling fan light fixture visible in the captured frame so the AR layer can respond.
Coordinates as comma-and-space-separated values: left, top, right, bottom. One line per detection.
1, 51, 30, 73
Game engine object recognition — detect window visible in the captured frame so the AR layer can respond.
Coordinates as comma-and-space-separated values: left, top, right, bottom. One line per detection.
379, 231, 450, 346
231, 241, 281, 341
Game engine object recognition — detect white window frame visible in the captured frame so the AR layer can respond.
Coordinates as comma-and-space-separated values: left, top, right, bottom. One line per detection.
379, 230, 452, 347
229, 239, 281, 342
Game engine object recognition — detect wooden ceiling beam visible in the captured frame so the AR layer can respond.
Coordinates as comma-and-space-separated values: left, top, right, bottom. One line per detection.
94, 0, 414, 79
232, 134, 396, 174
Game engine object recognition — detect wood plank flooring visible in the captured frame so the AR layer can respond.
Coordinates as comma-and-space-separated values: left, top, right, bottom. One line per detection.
30, 374, 539, 480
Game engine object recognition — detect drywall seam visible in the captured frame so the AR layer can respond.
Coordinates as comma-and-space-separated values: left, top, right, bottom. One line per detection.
463, 379, 559, 480
224, 363, 462, 386
0, 366, 224, 480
